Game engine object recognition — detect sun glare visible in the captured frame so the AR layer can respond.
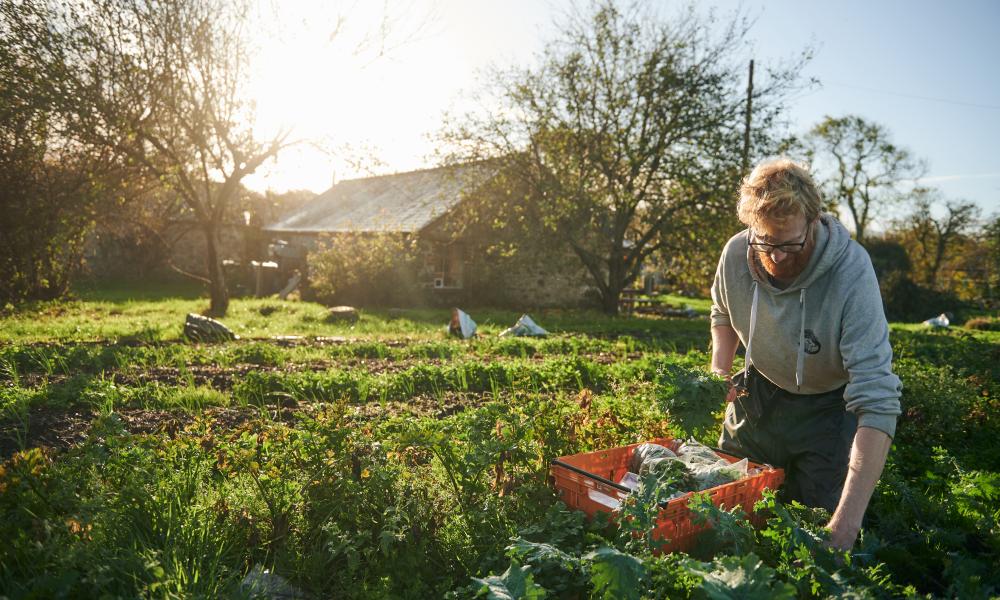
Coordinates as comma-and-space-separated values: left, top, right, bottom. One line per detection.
242, 1, 455, 193
242, 0, 548, 194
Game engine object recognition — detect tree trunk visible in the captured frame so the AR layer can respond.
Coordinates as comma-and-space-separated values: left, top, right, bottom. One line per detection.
854, 214, 866, 246
928, 238, 947, 290
601, 288, 621, 316
600, 260, 627, 316
203, 224, 229, 317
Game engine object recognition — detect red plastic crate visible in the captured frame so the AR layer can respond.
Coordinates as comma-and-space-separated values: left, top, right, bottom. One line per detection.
550, 437, 784, 554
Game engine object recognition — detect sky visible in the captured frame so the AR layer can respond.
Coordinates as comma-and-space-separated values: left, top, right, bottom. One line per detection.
242, 0, 1000, 224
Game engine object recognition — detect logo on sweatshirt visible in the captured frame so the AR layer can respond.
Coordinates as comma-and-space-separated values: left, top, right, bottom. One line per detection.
803, 329, 821, 354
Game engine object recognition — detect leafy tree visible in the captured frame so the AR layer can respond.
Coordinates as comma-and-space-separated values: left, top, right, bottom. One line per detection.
652, 206, 743, 296
806, 115, 924, 244
977, 213, 1000, 303
0, 5, 128, 303
895, 189, 980, 289
5, 0, 293, 315
0, 123, 124, 303
440, 2, 806, 314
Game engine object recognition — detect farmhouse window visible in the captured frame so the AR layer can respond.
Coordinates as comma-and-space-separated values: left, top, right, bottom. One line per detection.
426, 241, 464, 289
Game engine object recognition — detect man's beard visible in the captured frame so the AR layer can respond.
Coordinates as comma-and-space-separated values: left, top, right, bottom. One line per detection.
758, 248, 812, 282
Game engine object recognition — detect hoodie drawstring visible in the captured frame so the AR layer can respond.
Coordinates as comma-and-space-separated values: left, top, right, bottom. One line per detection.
726, 281, 758, 437
746, 281, 758, 369
796, 288, 807, 391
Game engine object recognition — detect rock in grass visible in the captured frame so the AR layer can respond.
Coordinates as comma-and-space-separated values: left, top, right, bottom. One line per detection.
183, 313, 237, 342
326, 306, 359, 324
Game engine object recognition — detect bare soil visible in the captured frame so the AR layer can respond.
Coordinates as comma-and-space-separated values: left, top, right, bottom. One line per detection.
0, 391, 498, 460
12, 352, 634, 390
0, 407, 94, 459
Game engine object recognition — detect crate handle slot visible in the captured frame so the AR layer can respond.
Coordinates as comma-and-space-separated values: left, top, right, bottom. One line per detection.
551, 460, 631, 493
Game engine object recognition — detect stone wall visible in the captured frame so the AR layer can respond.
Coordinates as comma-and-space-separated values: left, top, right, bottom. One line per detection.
462, 244, 599, 309
499, 255, 599, 308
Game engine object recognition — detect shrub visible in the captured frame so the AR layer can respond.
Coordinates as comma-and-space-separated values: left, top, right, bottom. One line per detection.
0, 63, 125, 304
964, 316, 1000, 331
307, 233, 421, 307
879, 271, 964, 322
864, 238, 912, 279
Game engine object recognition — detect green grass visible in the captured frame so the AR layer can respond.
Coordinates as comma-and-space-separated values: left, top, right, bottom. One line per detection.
1, 282, 997, 598
2, 284, 713, 343
654, 293, 714, 315
891, 321, 1000, 343
72, 278, 207, 302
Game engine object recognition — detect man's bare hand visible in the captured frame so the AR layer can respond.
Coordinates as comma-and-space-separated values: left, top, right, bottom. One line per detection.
725, 382, 737, 403
710, 325, 739, 401
713, 370, 736, 403
826, 427, 891, 552
826, 518, 860, 551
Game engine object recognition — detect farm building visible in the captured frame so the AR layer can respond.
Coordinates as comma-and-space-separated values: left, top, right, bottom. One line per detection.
263, 163, 598, 308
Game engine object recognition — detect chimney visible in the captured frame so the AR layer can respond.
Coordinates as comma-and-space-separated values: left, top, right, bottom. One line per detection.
331, 169, 337, 188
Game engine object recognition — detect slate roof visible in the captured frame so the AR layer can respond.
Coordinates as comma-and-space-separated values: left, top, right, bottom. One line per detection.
265, 163, 495, 234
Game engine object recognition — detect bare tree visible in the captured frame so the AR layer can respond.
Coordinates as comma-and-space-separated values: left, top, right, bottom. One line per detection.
806, 115, 924, 245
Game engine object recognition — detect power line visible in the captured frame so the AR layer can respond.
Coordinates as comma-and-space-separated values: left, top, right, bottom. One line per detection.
826, 81, 1000, 111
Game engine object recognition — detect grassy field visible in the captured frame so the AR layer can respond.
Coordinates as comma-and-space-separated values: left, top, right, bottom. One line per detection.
1, 282, 713, 344
1, 284, 998, 598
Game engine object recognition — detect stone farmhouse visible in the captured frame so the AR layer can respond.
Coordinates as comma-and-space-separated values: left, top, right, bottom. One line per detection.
264, 163, 597, 307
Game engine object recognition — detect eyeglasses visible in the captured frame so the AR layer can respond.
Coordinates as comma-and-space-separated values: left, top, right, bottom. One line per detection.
749, 226, 810, 254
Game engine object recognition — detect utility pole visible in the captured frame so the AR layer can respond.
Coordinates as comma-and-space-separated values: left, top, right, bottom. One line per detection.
742, 59, 754, 175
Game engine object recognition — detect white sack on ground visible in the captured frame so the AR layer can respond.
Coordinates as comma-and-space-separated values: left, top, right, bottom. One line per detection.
448, 308, 477, 339
498, 314, 549, 337
922, 313, 950, 328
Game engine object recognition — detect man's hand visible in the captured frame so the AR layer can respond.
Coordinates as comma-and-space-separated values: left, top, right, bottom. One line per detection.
711, 325, 739, 402
711, 368, 736, 402
719, 374, 737, 403
827, 519, 861, 551
826, 426, 892, 551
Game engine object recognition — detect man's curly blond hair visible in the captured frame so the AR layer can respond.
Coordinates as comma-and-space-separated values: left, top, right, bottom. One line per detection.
737, 158, 822, 228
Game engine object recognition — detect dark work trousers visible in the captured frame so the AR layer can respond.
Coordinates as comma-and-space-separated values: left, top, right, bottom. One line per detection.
718, 366, 857, 513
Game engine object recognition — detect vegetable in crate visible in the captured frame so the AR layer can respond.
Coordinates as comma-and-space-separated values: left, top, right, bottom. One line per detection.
628, 443, 677, 474
625, 440, 747, 498
677, 440, 748, 491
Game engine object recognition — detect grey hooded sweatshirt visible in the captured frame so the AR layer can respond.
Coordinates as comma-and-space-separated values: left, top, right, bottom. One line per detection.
710, 214, 902, 438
